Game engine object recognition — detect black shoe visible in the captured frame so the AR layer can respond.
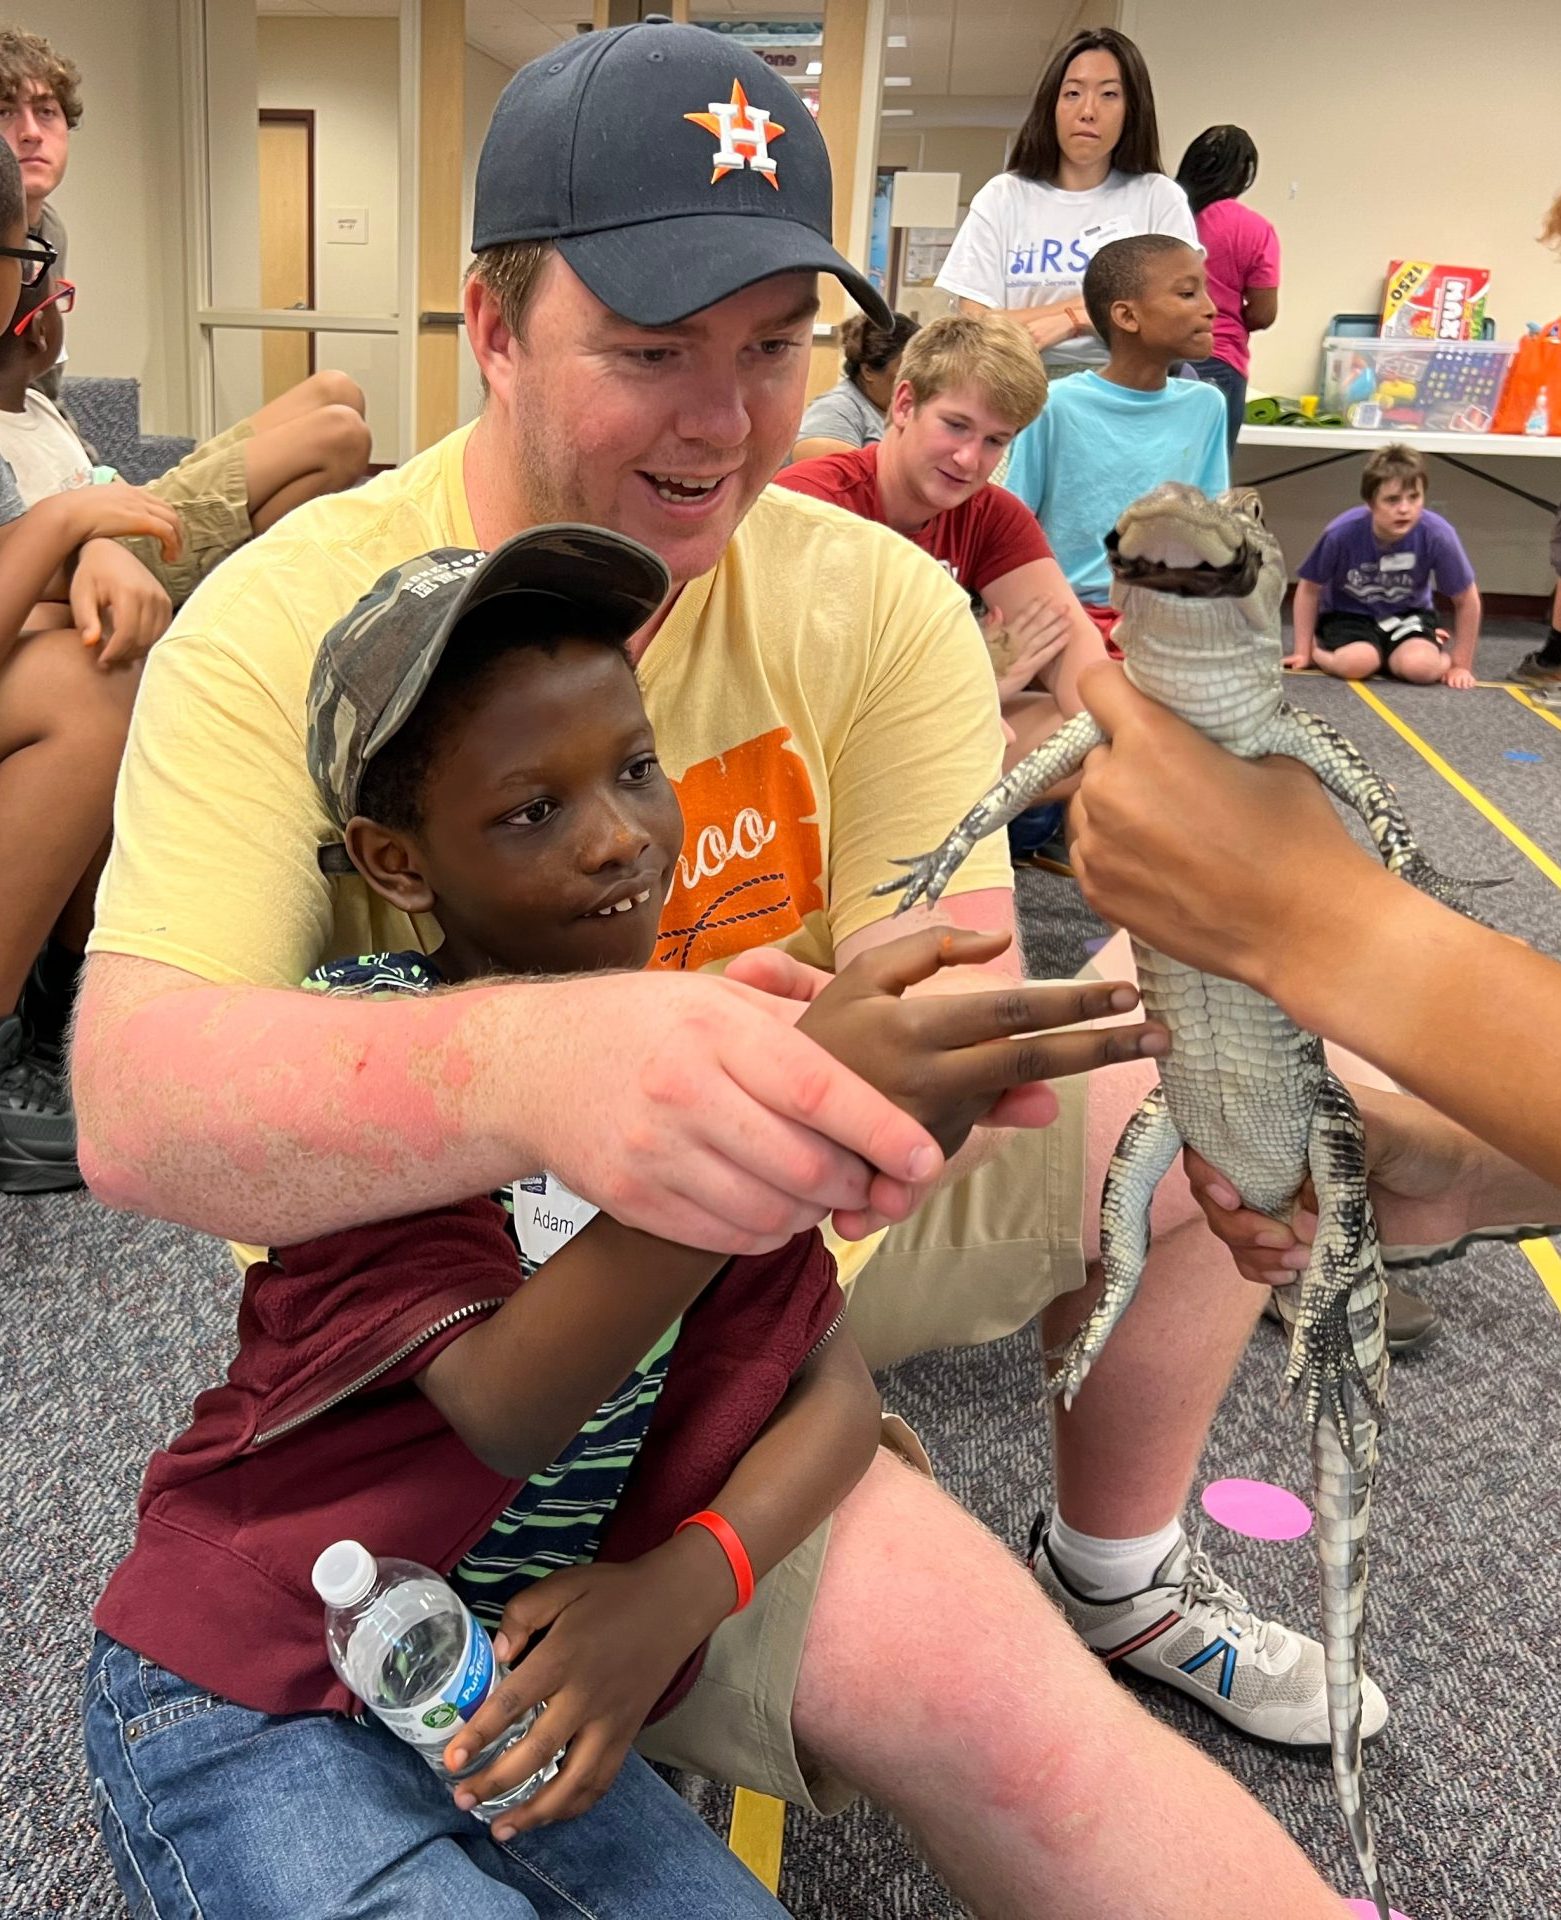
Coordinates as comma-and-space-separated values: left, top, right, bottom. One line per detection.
1507, 652, 1561, 687
1262, 1278, 1442, 1354
18, 938, 82, 1076
0, 1012, 82, 1193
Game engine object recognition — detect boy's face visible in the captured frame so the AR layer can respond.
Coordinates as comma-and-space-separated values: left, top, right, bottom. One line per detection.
0, 215, 26, 336
888, 379, 1020, 516
12, 273, 62, 368
0, 84, 69, 208
353, 637, 683, 981
1118, 248, 1216, 362
1368, 479, 1425, 542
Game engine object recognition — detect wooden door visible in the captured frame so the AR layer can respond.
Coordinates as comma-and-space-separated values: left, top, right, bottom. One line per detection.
258, 110, 315, 401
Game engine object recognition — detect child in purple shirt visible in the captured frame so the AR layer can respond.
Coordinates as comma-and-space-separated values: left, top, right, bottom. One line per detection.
1287, 442, 1481, 690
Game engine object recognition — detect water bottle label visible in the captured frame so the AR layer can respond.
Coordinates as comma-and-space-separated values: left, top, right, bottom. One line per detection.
371, 1609, 496, 1754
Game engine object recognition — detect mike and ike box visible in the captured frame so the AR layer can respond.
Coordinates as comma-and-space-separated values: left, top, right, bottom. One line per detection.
1380, 261, 1490, 340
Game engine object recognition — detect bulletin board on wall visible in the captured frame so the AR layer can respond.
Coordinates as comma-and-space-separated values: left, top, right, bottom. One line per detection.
892, 221, 957, 323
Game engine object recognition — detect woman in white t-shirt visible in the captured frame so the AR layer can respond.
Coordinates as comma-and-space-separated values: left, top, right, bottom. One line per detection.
936, 27, 1196, 377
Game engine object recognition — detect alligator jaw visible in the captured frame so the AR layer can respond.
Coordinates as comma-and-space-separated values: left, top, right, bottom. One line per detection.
1106, 529, 1264, 600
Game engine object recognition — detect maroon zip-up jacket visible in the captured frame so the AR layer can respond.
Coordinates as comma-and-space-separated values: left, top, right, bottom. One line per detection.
95, 1196, 842, 1722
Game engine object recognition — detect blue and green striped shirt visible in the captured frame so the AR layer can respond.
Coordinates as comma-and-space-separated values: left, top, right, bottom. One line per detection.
303, 951, 680, 1628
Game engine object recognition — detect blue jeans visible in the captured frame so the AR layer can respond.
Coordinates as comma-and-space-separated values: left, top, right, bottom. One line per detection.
1186, 354, 1247, 463
82, 1634, 789, 1919
1007, 801, 1066, 861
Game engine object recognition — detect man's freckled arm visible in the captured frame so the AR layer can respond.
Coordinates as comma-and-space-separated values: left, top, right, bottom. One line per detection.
73, 955, 549, 1243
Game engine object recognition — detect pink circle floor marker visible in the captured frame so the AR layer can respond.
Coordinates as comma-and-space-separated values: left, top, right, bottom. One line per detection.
1200, 1478, 1313, 1541
1345, 1903, 1413, 1920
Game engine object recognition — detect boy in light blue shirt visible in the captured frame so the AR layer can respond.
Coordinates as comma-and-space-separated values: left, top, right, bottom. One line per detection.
1004, 234, 1228, 641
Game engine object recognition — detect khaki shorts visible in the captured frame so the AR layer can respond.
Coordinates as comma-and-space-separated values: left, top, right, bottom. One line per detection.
127, 419, 254, 606
635, 1057, 1092, 1813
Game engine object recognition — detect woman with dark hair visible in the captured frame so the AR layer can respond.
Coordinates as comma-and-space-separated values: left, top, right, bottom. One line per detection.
935, 28, 1195, 376
791, 310, 920, 462
1175, 125, 1281, 457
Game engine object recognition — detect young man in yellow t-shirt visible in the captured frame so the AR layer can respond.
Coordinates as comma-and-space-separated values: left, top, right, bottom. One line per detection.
71, 26, 1360, 1918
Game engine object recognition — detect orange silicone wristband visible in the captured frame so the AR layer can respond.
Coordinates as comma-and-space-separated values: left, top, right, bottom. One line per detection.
675, 1509, 756, 1614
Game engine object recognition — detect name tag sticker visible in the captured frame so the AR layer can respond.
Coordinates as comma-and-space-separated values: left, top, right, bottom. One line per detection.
1378, 553, 1415, 572
1078, 217, 1132, 256
511, 1171, 601, 1267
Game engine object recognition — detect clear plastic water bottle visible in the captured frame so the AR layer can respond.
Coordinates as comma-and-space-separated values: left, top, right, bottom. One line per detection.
312, 1539, 561, 1820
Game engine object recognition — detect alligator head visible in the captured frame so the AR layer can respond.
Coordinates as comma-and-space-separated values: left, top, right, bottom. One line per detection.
1105, 483, 1288, 741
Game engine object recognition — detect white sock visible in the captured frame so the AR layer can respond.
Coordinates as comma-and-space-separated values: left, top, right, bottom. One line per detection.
1046, 1513, 1186, 1601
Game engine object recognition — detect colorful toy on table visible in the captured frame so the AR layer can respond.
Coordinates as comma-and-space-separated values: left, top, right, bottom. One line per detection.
1325, 339, 1513, 433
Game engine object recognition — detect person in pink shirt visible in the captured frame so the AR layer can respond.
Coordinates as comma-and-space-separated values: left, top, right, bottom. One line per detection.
1175, 125, 1280, 457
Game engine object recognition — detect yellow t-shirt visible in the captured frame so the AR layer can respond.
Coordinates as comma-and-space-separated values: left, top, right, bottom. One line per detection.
92, 425, 1012, 1269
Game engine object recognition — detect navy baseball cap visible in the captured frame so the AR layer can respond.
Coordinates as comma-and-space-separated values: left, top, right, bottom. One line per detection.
472, 18, 891, 330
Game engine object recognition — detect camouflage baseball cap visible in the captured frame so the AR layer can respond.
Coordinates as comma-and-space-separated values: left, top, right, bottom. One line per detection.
307, 524, 670, 870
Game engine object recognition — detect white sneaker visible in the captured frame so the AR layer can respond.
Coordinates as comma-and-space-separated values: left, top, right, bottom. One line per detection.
1032, 1525, 1390, 1747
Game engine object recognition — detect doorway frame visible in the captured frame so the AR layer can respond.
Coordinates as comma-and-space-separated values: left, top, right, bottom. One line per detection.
177, 0, 419, 459
256, 106, 318, 382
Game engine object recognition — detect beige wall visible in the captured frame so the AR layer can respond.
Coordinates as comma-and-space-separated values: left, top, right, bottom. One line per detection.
22, 0, 190, 432
1128, 0, 1561, 593
459, 44, 515, 430
257, 15, 401, 460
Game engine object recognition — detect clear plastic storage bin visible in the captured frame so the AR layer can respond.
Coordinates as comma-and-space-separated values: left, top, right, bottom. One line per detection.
1320, 336, 1514, 433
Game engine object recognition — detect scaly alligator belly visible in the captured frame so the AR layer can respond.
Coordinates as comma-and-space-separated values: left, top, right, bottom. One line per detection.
1132, 940, 1324, 1220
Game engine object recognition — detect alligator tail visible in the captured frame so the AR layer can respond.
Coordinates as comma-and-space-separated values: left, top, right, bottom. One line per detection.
1313, 1384, 1391, 1920
1289, 1075, 1393, 1918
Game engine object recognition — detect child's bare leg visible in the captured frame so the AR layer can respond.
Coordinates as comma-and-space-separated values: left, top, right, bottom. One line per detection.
792, 1451, 1349, 1919
242, 406, 373, 536
1386, 638, 1450, 685
54, 836, 111, 953
1313, 642, 1380, 681
0, 632, 137, 1013
242, 369, 367, 439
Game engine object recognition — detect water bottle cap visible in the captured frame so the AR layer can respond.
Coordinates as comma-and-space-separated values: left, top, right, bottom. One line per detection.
311, 1538, 376, 1608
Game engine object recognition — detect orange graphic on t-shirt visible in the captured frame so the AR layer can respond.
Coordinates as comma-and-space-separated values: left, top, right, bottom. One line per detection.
654, 727, 824, 972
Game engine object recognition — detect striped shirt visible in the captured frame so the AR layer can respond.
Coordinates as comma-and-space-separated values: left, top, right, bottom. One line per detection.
302, 951, 681, 1627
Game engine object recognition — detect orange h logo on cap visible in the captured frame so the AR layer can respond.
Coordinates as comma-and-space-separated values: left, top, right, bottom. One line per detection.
685, 79, 785, 188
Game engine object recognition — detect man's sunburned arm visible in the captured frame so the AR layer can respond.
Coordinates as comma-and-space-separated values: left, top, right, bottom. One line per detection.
73, 951, 940, 1252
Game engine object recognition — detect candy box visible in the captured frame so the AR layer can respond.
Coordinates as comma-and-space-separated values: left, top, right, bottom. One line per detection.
1380, 261, 1491, 340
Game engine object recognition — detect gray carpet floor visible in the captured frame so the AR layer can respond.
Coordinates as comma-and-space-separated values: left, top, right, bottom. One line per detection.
5, 620, 1560, 1919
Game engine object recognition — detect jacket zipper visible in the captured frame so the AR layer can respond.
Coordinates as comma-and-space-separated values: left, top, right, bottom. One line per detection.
801, 1303, 847, 1367
251, 1297, 507, 1448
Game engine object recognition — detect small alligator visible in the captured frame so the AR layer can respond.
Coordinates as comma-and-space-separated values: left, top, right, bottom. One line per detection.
875, 482, 1525, 1919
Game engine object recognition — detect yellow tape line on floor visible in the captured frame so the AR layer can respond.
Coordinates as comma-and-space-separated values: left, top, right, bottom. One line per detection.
1346, 680, 1561, 889
1346, 681, 1561, 1313
1504, 683, 1561, 739
728, 1787, 786, 1889
1519, 1234, 1561, 1312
